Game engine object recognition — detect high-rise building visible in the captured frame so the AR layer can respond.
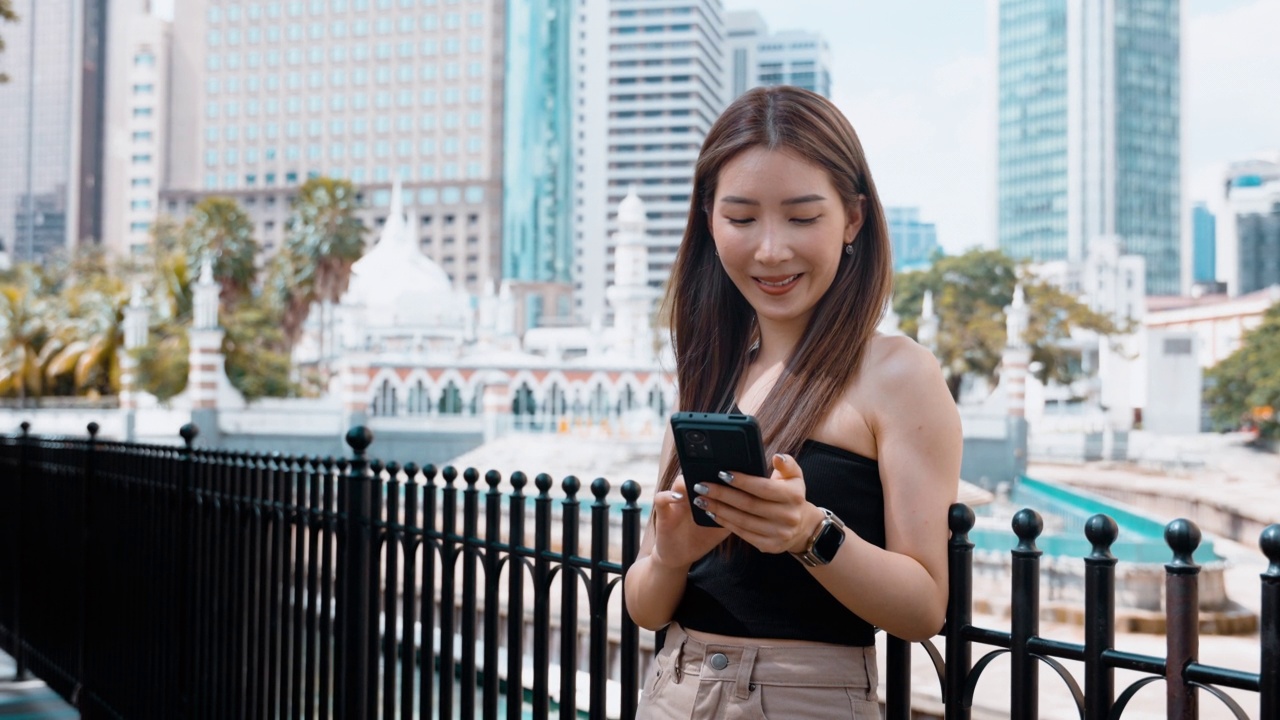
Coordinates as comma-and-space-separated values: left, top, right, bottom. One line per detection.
886, 207, 938, 272
0, 0, 110, 265
103, 3, 172, 257
725, 10, 831, 100
166, 0, 506, 292
1191, 201, 1215, 284
572, 0, 727, 324
996, 0, 1182, 295
1217, 157, 1280, 297
502, 0, 573, 292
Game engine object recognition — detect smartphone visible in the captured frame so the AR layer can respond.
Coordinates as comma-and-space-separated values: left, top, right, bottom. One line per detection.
670, 411, 769, 527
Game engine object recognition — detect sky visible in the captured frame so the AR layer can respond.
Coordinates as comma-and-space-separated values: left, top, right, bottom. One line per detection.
725, 0, 1280, 255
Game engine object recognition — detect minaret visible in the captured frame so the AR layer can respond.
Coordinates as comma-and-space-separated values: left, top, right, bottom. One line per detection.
917, 289, 939, 355
1002, 284, 1030, 417
119, 282, 149, 412
186, 254, 245, 419
188, 256, 224, 410
606, 186, 661, 360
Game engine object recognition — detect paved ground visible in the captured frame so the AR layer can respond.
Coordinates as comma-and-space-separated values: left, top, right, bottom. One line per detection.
0, 650, 76, 719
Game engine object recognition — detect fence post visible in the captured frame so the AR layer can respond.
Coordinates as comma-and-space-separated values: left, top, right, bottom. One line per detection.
74, 422, 99, 709
1010, 508, 1043, 720
944, 503, 975, 720
338, 426, 374, 720
1261, 524, 1279, 720
172, 423, 198, 719
619, 479, 642, 720
13, 421, 30, 681
1164, 518, 1201, 719
588, 478, 611, 720
1083, 514, 1117, 720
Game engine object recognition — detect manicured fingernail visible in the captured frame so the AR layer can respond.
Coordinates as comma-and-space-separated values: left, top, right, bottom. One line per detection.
693, 497, 707, 509
693, 483, 709, 495
717, 471, 734, 483
774, 453, 792, 464
670, 492, 683, 500
704, 510, 716, 520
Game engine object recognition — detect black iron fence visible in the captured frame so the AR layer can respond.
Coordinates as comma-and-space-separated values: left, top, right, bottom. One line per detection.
1, 422, 1277, 720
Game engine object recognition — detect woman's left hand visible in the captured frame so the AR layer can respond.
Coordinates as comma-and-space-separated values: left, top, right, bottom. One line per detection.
693, 453, 825, 555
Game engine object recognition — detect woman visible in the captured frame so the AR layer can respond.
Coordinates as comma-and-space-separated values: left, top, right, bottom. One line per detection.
624, 86, 962, 719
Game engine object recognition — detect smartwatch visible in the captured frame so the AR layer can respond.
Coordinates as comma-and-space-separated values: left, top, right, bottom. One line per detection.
791, 507, 846, 567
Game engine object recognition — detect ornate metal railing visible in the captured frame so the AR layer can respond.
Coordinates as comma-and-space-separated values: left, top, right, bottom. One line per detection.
1, 421, 1277, 719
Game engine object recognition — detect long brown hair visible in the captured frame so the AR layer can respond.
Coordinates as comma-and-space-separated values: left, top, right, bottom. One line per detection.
658, 86, 893, 493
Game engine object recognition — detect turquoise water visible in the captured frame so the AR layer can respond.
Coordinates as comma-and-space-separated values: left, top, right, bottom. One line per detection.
970, 475, 1220, 564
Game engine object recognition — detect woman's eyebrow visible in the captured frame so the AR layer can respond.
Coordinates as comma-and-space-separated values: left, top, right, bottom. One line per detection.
718, 193, 827, 206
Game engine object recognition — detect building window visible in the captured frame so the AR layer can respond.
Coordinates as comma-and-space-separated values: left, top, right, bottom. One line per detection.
133, 83, 155, 94
135, 52, 156, 66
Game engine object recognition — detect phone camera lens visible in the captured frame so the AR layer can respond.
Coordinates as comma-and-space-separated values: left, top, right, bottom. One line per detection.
686, 430, 706, 445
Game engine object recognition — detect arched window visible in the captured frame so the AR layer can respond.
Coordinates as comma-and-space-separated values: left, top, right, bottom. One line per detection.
373, 378, 397, 416
512, 382, 536, 429
438, 380, 463, 414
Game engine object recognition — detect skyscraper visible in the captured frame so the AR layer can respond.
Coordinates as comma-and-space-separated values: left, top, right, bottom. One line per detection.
1191, 201, 1215, 284
1217, 157, 1280, 297
166, 0, 506, 292
725, 10, 831, 100
0, 0, 110, 264
886, 207, 939, 272
502, 0, 573, 288
997, 0, 1182, 295
573, 0, 727, 323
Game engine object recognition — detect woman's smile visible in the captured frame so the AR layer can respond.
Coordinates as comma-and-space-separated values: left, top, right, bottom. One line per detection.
754, 273, 803, 294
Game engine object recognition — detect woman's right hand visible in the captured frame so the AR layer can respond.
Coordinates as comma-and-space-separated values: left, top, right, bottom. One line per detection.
648, 474, 731, 571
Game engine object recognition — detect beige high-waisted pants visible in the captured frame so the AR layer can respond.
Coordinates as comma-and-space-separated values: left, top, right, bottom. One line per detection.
635, 624, 880, 720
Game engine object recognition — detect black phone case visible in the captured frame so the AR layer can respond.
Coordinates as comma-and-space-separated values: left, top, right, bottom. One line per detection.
670, 412, 768, 527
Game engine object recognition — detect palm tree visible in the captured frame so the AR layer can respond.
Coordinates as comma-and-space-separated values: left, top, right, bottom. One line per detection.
0, 282, 46, 403
278, 177, 367, 378
183, 197, 260, 308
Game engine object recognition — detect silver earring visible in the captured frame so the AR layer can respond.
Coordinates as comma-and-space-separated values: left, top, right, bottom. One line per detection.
844, 243, 854, 256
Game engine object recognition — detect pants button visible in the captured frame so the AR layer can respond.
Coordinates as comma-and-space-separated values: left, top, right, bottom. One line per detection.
709, 652, 729, 670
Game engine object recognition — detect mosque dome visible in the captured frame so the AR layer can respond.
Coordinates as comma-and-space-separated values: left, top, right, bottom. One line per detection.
342, 180, 471, 330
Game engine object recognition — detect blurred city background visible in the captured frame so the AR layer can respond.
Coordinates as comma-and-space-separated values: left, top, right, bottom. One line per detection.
1, 1, 1279, 716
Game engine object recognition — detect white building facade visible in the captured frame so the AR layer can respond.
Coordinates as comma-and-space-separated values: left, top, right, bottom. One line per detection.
165, 0, 506, 291
1215, 155, 1280, 297
572, 0, 727, 324
724, 10, 831, 100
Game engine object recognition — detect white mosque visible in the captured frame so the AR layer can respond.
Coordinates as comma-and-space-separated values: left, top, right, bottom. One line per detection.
289, 180, 676, 436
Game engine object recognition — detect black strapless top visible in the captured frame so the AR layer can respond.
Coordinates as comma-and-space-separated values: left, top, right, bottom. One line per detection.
671, 438, 885, 646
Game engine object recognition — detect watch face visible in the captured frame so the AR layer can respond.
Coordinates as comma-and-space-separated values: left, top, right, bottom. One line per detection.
813, 521, 845, 563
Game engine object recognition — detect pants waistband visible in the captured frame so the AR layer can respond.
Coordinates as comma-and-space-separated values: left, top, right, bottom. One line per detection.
665, 623, 875, 690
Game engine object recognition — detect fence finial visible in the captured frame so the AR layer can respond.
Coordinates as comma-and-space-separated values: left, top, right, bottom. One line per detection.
1165, 518, 1201, 573
19, 421, 29, 436
590, 477, 610, 502
179, 423, 199, 447
1260, 524, 1280, 577
948, 503, 975, 536
621, 479, 641, 505
563, 475, 581, 498
86, 422, 99, 439
1012, 508, 1043, 554
1085, 514, 1119, 560
344, 426, 373, 455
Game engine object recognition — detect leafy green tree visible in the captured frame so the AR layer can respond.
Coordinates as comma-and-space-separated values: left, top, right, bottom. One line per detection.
1204, 301, 1280, 439
0, 0, 17, 84
183, 197, 260, 308
224, 296, 295, 401
275, 177, 367, 347
894, 248, 1122, 400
